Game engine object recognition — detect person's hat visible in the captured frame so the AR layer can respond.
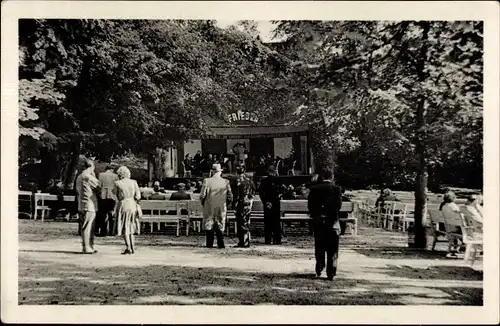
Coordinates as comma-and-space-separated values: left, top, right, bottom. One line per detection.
153, 181, 160, 187
212, 163, 223, 172
177, 182, 186, 190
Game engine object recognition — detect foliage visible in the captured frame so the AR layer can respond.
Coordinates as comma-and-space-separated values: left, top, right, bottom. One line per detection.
273, 20, 483, 247
18, 19, 295, 186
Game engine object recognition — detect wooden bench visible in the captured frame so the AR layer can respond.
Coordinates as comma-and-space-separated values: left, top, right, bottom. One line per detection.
18, 190, 33, 219
280, 200, 358, 236
33, 192, 76, 221
139, 200, 189, 236
139, 199, 356, 237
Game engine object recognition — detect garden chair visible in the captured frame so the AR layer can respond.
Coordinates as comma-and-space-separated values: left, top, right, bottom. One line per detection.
441, 208, 465, 257
396, 203, 414, 232
380, 201, 397, 229
459, 209, 483, 266
427, 208, 446, 250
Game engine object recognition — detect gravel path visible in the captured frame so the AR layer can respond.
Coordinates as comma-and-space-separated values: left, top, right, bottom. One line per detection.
18, 221, 483, 305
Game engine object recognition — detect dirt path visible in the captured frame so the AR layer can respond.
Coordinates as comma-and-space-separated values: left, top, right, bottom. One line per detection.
18, 221, 483, 305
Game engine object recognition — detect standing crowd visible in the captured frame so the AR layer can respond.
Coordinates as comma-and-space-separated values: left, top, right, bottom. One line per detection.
74, 158, 344, 280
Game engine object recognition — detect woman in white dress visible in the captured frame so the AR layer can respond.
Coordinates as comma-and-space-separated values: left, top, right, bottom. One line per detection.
114, 166, 141, 254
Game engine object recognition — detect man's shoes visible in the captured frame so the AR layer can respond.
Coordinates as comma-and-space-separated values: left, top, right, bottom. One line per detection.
326, 267, 336, 280
315, 262, 325, 277
82, 250, 97, 254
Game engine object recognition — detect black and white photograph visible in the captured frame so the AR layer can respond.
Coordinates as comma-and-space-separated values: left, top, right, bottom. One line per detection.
2, 1, 499, 324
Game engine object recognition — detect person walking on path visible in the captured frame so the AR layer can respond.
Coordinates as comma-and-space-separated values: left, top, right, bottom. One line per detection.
233, 164, 255, 248
97, 165, 118, 236
114, 166, 142, 255
200, 164, 233, 249
75, 159, 100, 254
258, 165, 283, 245
307, 168, 342, 280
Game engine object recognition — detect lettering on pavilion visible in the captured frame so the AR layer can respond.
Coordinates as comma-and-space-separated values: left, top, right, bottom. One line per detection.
227, 110, 259, 123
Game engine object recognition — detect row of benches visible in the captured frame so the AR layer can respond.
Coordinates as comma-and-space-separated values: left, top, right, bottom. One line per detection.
140, 199, 359, 237
18, 191, 359, 237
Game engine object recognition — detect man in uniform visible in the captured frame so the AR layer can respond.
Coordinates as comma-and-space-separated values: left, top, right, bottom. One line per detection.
307, 168, 342, 280
232, 164, 255, 248
232, 142, 246, 166
258, 165, 283, 245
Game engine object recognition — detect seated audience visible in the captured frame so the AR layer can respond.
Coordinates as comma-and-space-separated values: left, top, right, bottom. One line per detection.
153, 181, 166, 193
169, 183, 192, 201
375, 188, 399, 207
282, 184, 297, 200
295, 184, 309, 200
460, 194, 483, 238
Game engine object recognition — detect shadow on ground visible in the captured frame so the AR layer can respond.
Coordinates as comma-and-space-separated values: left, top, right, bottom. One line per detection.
19, 259, 483, 306
354, 246, 470, 260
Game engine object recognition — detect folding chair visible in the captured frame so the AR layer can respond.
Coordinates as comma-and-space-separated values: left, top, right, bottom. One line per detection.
441, 208, 465, 256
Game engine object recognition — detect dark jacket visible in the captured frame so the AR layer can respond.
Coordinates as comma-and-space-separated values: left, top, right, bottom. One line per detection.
258, 175, 282, 204
307, 181, 342, 225
169, 191, 192, 201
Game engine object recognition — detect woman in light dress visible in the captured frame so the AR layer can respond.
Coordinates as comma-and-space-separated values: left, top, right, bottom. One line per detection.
114, 166, 141, 255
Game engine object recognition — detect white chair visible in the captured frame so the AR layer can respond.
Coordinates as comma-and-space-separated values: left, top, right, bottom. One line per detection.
395, 203, 414, 232
380, 201, 397, 229
459, 209, 483, 266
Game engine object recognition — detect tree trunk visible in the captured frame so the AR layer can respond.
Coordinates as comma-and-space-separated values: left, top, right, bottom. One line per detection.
413, 97, 428, 249
152, 147, 171, 182
63, 139, 82, 190
147, 152, 154, 186
412, 21, 431, 249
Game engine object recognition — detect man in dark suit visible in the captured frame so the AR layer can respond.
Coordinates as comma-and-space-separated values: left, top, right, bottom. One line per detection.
258, 165, 283, 245
307, 168, 342, 280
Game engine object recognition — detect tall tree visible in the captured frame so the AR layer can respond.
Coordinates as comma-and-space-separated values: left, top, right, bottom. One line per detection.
274, 20, 483, 248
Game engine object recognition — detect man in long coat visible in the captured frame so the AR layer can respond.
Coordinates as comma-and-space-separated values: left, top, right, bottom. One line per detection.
200, 164, 233, 248
232, 164, 255, 247
307, 168, 342, 280
258, 165, 283, 245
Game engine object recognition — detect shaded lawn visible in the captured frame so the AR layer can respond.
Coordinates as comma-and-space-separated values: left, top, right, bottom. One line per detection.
18, 260, 482, 306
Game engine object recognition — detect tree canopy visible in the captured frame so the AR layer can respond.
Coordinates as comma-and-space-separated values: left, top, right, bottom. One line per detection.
272, 20, 483, 247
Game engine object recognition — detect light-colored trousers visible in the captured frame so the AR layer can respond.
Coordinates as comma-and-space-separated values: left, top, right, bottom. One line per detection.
79, 211, 96, 252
